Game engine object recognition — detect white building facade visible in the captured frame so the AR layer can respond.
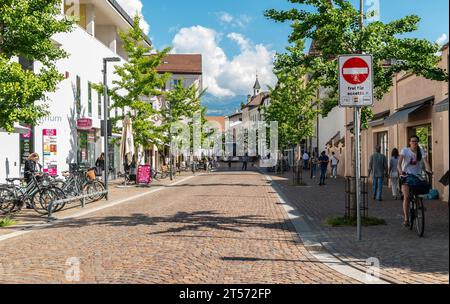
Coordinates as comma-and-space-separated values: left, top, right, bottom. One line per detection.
0, 0, 152, 182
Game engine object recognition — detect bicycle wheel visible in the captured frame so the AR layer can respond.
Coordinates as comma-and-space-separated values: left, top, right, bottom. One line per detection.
0, 188, 17, 215
408, 199, 415, 230
32, 188, 59, 215
83, 181, 105, 202
415, 197, 425, 237
51, 187, 67, 212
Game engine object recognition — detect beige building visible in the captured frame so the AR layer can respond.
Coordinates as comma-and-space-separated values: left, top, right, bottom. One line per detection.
344, 44, 449, 201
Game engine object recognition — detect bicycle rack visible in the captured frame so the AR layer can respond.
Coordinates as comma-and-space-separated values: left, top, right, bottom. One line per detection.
47, 190, 108, 221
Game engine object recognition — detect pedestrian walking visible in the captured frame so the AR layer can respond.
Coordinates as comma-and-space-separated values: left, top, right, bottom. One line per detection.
318, 151, 329, 185
95, 153, 105, 177
330, 152, 339, 179
389, 148, 401, 200
368, 146, 388, 201
242, 153, 248, 171
302, 151, 309, 169
309, 152, 318, 179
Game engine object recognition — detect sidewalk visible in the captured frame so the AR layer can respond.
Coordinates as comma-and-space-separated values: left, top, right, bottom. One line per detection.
0, 171, 195, 237
267, 169, 449, 284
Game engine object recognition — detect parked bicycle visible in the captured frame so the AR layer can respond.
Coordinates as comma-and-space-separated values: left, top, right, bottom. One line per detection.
0, 172, 62, 215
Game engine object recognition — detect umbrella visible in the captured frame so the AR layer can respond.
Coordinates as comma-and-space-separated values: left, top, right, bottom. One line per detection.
120, 115, 135, 166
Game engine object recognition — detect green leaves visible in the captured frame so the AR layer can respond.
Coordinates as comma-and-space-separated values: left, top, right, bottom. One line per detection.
107, 15, 170, 148
265, 0, 448, 126
264, 46, 320, 150
0, 0, 73, 132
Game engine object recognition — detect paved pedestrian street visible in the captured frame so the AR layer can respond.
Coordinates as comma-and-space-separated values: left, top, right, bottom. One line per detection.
0, 170, 357, 284
0, 169, 448, 284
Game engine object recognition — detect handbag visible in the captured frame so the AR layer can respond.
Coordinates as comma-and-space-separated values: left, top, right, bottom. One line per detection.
94, 166, 102, 176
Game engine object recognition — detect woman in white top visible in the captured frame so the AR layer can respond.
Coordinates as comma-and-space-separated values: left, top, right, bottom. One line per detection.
397, 135, 432, 226
388, 148, 400, 200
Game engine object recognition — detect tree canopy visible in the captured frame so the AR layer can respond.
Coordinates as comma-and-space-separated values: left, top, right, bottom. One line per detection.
0, 0, 73, 131
265, 0, 448, 125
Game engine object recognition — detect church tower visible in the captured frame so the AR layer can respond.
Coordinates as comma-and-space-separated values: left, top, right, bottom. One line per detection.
253, 74, 261, 96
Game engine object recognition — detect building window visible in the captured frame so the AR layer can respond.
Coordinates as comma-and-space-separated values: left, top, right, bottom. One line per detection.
98, 92, 102, 119
88, 82, 92, 117
76, 75, 81, 116
172, 79, 182, 89
374, 131, 388, 156
19, 56, 34, 71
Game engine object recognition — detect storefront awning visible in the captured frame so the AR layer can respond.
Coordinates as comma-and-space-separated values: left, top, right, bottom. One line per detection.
383, 97, 433, 126
435, 98, 448, 112
368, 110, 390, 127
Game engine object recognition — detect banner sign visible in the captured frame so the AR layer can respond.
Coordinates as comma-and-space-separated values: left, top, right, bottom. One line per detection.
77, 118, 93, 130
20, 125, 34, 171
43, 129, 58, 176
136, 165, 151, 185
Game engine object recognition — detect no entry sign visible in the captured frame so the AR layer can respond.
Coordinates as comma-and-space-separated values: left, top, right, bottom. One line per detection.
339, 55, 373, 107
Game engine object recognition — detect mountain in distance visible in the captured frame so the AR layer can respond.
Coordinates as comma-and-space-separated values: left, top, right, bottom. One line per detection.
201, 92, 247, 117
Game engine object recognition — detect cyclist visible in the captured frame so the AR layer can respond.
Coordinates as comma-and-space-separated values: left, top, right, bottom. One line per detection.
397, 135, 432, 227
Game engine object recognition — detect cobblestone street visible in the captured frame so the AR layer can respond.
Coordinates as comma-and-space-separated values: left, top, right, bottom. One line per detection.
0, 170, 357, 284
268, 169, 449, 284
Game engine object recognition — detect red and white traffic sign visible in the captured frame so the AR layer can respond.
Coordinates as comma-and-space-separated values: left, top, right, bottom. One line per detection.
339, 55, 373, 107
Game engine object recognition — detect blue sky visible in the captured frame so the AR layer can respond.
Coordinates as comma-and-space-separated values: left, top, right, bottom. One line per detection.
141, 0, 449, 54
121, 0, 449, 114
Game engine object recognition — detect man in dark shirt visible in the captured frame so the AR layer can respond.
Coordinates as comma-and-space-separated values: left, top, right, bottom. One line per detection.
318, 151, 329, 185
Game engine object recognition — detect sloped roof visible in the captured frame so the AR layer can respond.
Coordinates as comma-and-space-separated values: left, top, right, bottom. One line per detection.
157, 54, 202, 74
244, 92, 269, 108
205, 116, 225, 131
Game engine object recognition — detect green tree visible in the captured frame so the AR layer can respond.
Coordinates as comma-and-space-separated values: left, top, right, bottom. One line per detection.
265, 0, 448, 126
105, 15, 171, 148
0, 0, 73, 131
264, 42, 320, 151
158, 80, 207, 147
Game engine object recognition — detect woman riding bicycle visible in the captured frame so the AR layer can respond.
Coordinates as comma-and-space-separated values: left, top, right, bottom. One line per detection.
397, 135, 432, 227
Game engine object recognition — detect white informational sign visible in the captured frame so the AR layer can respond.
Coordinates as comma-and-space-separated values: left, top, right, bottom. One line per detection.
339, 54, 373, 107
42, 129, 58, 176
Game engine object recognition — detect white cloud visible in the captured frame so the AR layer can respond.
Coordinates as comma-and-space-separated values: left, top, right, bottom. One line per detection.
116, 0, 150, 34
172, 26, 276, 98
227, 33, 251, 51
436, 33, 448, 46
217, 12, 252, 29
219, 12, 234, 23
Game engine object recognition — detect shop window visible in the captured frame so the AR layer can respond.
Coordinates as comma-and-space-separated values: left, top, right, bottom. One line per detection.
374, 131, 388, 156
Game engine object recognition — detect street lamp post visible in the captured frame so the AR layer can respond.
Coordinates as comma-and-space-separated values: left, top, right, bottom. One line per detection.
168, 103, 173, 181
103, 57, 120, 199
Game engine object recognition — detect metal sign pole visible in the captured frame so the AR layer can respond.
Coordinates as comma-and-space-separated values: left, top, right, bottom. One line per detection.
354, 107, 362, 241
103, 59, 109, 200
